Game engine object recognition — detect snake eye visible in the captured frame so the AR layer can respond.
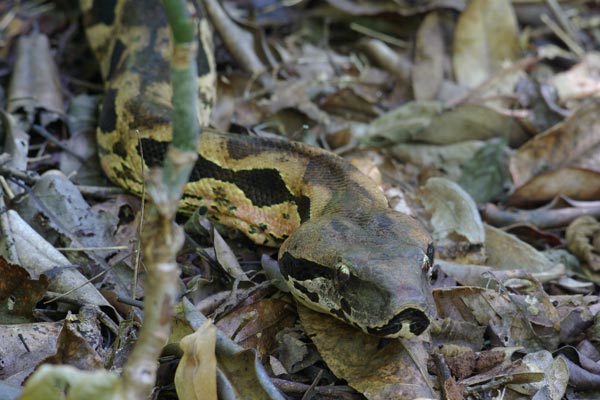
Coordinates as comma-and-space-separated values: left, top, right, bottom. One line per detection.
335, 262, 351, 285
423, 242, 435, 272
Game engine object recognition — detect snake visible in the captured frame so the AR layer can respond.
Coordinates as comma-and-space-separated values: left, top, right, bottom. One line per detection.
80, 0, 435, 338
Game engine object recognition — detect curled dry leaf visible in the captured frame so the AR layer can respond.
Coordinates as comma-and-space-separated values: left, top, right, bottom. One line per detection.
509, 98, 600, 191
418, 177, 484, 262
566, 216, 600, 271
215, 299, 296, 359
297, 305, 436, 400
7, 33, 64, 124
556, 344, 600, 390
453, 0, 520, 88
175, 320, 217, 400
212, 227, 250, 281
4, 210, 110, 308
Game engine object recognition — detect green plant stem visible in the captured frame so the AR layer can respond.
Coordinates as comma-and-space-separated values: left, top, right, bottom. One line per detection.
120, 0, 199, 398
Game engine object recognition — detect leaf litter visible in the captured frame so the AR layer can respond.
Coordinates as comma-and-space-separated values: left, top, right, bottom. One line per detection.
3, 0, 600, 398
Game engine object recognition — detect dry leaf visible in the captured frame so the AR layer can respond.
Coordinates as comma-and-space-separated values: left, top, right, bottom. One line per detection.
175, 320, 218, 400
212, 227, 250, 281
419, 177, 484, 243
413, 12, 445, 100
298, 305, 436, 400
485, 224, 559, 273
0, 321, 62, 385
42, 307, 105, 370
8, 33, 64, 124
215, 299, 296, 359
453, 0, 520, 88
433, 285, 560, 351
4, 210, 110, 308
509, 168, 600, 207
0, 258, 49, 318
508, 351, 568, 398
509, 99, 600, 189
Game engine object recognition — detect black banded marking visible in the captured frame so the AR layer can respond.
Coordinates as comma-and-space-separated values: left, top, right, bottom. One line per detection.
366, 308, 429, 337
138, 139, 311, 220
106, 39, 126, 81
99, 89, 118, 134
90, 0, 117, 25
292, 281, 319, 303
112, 139, 128, 159
279, 252, 334, 282
196, 35, 211, 76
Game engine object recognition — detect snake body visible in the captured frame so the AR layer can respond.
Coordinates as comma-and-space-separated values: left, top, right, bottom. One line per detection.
81, 0, 434, 338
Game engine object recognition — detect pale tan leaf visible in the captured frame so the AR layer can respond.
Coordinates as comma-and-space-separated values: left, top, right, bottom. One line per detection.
175, 320, 218, 400
8, 33, 64, 120
453, 0, 520, 88
485, 224, 558, 273
413, 12, 445, 100
508, 168, 600, 206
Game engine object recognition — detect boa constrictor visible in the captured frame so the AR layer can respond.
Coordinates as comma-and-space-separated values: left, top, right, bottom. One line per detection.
80, 0, 434, 338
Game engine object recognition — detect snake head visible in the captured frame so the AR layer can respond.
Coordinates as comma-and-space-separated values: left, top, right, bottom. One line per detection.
278, 209, 435, 338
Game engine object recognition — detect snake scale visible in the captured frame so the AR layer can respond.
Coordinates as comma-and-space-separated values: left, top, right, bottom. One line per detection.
81, 0, 435, 338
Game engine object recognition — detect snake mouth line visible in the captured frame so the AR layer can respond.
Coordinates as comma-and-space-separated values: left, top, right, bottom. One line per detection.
366, 307, 430, 338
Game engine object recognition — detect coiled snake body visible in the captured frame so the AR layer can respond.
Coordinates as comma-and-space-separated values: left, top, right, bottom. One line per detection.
81, 0, 434, 338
